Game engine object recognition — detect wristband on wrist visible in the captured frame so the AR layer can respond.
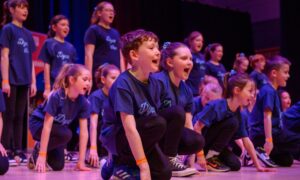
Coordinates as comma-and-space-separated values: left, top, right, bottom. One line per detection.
136, 157, 147, 166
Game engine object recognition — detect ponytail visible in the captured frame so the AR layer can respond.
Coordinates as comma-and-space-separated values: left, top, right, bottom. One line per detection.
47, 15, 68, 38
0, 0, 29, 28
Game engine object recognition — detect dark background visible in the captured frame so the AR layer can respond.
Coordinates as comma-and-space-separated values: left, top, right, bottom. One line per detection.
0, 0, 299, 101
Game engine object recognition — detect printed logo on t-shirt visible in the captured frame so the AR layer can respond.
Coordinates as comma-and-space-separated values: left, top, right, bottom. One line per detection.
106, 36, 118, 50
217, 71, 225, 81
57, 51, 70, 62
54, 114, 72, 125
138, 102, 156, 116
195, 58, 206, 70
17, 38, 29, 53
161, 99, 172, 109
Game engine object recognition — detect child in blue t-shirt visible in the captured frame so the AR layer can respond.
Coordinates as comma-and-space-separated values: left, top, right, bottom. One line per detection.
0, 89, 9, 175
204, 43, 227, 88
185, 31, 206, 96
192, 82, 222, 118
28, 64, 92, 172
39, 15, 77, 98
249, 54, 268, 89
278, 89, 291, 112
153, 42, 204, 176
87, 63, 120, 167
194, 74, 273, 172
84, 1, 123, 92
249, 56, 300, 167
100, 29, 171, 180
0, 0, 36, 164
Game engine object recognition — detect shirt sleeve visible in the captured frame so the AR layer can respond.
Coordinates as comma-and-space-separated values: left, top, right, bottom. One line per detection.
193, 102, 217, 127
0, 90, 6, 112
262, 90, 275, 111
44, 93, 59, 117
29, 32, 37, 52
0, 25, 12, 48
84, 27, 97, 45
78, 97, 91, 119
38, 41, 52, 64
185, 86, 194, 112
114, 86, 134, 115
233, 112, 249, 140
88, 94, 101, 114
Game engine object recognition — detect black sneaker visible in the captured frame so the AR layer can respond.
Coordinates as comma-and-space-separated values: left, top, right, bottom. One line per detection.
7, 151, 17, 167
206, 156, 230, 172
241, 152, 253, 167
256, 147, 278, 168
28, 142, 40, 170
169, 156, 197, 177
100, 157, 114, 180
65, 151, 78, 162
15, 150, 28, 165
111, 165, 140, 180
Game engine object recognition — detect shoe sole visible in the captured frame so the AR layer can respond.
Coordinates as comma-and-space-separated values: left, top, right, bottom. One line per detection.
172, 168, 198, 177
207, 165, 230, 172
256, 152, 278, 168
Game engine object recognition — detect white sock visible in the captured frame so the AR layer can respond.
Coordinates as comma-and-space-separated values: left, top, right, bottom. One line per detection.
206, 150, 220, 159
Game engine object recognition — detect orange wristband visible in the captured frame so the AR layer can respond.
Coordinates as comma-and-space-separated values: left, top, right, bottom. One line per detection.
265, 137, 273, 143
39, 151, 47, 157
2, 79, 9, 84
136, 157, 147, 166
197, 151, 204, 157
90, 146, 97, 150
45, 84, 51, 89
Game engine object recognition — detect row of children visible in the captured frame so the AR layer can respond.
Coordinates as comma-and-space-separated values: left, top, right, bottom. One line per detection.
1, 0, 300, 179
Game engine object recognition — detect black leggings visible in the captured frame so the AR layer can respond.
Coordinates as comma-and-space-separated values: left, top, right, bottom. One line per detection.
203, 117, 239, 153
251, 129, 300, 167
0, 153, 9, 175
33, 123, 72, 171
115, 114, 171, 180
159, 106, 204, 157
2, 85, 29, 151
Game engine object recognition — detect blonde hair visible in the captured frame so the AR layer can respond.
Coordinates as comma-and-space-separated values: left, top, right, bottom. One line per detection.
53, 64, 89, 90
90, 1, 113, 24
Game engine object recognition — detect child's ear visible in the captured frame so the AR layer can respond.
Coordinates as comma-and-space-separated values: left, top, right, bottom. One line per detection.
69, 76, 76, 85
233, 86, 241, 95
166, 57, 173, 68
129, 49, 138, 65
270, 69, 278, 79
101, 76, 106, 85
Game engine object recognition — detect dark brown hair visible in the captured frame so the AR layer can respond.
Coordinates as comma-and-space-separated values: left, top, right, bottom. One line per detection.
47, 15, 69, 38
1, 0, 28, 28
225, 73, 254, 98
94, 63, 120, 88
160, 42, 188, 70
204, 43, 222, 61
121, 29, 159, 65
264, 55, 291, 76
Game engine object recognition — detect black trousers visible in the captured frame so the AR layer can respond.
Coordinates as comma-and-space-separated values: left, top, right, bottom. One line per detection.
0, 153, 9, 175
115, 114, 171, 180
32, 123, 72, 171
2, 85, 29, 151
203, 117, 239, 153
251, 128, 300, 167
159, 106, 204, 157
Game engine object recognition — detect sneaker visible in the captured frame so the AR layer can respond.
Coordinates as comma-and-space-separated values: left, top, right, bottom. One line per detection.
169, 156, 197, 177
7, 151, 18, 167
256, 147, 278, 168
28, 142, 40, 170
15, 150, 28, 165
111, 165, 140, 180
241, 152, 253, 167
206, 156, 230, 172
65, 151, 78, 162
100, 157, 114, 180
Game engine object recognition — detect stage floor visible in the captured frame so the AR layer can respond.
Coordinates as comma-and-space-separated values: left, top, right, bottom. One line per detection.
1, 161, 300, 180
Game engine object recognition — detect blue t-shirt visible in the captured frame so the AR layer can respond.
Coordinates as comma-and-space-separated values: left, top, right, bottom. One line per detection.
29, 89, 90, 136
186, 52, 206, 96
88, 89, 108, 120
0, 23, 36, 85
249, 70, 268, 89
282, 101, 300, 130
101, 70, 166, 155
84, 25, 120, 71
249, 83, 282, 137
38, 38, 77, 84
0, 89, 6, 112
192, 96, 203, 116
205, 61, 227, 87
152, 71, 194, 112
193, 99, 248, 140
